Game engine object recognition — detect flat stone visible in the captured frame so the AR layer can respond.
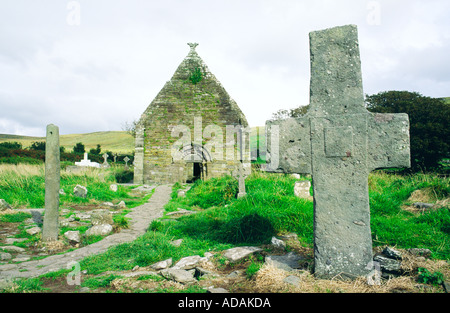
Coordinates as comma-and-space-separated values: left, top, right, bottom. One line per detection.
271, 236, 286, 249
207, 287, 229, 293
0, 246, 26, 253
283, 275, 301, 286
227, 270, 241, 278
12, 255, 30, 262
172, 255, 207, 270
75, 213, 91, 220
160, 268, 195, 284
132, 185, 155, 193
413, 202, 434, 209
170, 239, 183, 247
4, 238, 27, 245
166, 209, 197, 216
26, 226, 41, 236
373, 255, 402, 273
408, 248, 432, 258
0, 252, 12, 261
150, 258, 173, 270
222, 246, 262, 263
85, 224, 113, 236
90, 209, 113, 226
265, 252, 304, 271
382, 247, 402, 260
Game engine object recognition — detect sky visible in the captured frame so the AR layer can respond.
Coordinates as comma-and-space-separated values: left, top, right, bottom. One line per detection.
0, 0, 449, 136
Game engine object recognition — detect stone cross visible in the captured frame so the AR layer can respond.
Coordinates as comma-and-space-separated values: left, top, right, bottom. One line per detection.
266, 25, 410, 279
188, 42, 199, 52
102, 153, 110, 167
123, 156, 130, 169
234, 124, 248, 198
234, 162, 248, 199
42, 124, 60, 242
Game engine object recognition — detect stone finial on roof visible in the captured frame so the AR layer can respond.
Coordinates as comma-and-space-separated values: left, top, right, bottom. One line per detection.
188, 42, 199, 52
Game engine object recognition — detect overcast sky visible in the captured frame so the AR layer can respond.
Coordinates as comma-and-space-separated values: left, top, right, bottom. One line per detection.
1, 0, 449, 136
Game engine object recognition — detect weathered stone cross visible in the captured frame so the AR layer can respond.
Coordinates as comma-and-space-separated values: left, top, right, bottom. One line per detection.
266, 25, 411, 279
123, 156, 130, 169
234, 125, 248, 198
102, 153, 110, 167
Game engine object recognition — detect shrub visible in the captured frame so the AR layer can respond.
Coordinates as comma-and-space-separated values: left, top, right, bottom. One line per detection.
115, 170, 134, 183
417, 268, 444, 286
0, 142, 22, 149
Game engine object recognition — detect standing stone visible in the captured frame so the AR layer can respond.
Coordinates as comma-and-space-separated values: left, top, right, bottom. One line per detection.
266, 25, 410, 279
42, 124, 60, 242
234, 125, 249, 198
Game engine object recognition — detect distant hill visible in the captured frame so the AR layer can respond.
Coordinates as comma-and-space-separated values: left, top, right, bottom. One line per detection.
0, 126, 268, 156
0, 131, 134, 154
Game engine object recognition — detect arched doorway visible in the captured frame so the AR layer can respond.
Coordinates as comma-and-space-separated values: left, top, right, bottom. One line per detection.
181, 143, 212, 183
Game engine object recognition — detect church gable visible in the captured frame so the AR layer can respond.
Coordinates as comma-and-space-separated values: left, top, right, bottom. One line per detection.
134, 43, 249, 184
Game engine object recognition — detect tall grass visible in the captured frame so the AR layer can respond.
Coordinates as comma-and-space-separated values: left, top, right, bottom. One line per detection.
156, 171, 314, 246
0, 164, 132, 208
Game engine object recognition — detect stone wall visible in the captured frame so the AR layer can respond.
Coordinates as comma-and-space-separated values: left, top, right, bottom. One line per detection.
135, 44, 249, 185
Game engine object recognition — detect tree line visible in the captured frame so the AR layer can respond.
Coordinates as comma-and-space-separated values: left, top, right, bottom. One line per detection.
0, 141, 134, 165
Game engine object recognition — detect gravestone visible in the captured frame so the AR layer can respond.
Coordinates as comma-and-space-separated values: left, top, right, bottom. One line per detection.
42, 124, 61, 242
266, 25, 410, 279
75, 152, 101, 168
233, 125, 248, 198
123, 156, 130, 170
102, 153, 110, 168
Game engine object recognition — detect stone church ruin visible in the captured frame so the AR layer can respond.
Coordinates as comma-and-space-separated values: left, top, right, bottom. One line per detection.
134, 43, 250, 184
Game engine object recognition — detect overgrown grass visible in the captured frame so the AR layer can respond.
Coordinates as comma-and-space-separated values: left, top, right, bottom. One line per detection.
159, 171, 314, 246
369, 171, 450, 259
79, 231, 233, 275
0, 164, 139, 209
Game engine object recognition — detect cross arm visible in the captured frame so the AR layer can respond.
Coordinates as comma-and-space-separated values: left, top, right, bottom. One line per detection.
367, 112, 411, 171
265, 117, 312, 174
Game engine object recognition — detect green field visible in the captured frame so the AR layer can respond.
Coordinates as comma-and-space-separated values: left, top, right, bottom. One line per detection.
0, 131, 134, 154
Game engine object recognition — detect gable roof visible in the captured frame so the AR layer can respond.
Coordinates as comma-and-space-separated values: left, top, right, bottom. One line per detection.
139, 43, 248, 127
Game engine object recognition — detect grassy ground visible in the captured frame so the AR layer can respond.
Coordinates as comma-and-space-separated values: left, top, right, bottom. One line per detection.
1, 166, 449, 293
0, 164, 151, 259
0, 164, 144, 209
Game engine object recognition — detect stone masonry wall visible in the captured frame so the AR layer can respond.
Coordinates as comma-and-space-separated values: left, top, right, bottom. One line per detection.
135, 44, 249, 184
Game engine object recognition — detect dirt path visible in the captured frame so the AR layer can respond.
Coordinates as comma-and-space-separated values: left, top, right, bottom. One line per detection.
0, 184, 172, 284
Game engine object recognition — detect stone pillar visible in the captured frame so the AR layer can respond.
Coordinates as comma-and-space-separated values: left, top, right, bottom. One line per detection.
42, 124, 60, 242
134, 124, 145, 184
